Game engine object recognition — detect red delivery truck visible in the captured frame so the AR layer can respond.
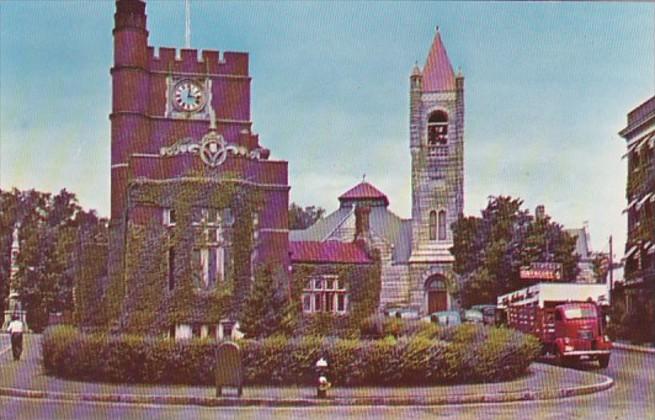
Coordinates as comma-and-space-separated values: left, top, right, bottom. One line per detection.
497, 283, 612, 368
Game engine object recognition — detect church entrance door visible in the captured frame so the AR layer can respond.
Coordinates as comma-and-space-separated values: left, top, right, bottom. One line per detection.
428, 290, 448, 313
425, 275, 448, 313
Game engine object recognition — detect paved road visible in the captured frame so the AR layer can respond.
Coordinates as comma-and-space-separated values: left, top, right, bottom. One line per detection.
0, 348, 652, 419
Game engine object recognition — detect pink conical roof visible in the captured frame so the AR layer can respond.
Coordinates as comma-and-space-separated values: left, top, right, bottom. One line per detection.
422, 29, 456, 92
338, 182, 389, 206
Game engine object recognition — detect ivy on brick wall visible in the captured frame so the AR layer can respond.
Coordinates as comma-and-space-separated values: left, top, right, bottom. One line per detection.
73, 237, 108, 327
95, 178, 262, 334
288, 250, 382, 337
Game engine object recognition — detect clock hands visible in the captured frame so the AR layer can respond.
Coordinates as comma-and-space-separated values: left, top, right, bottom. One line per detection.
173, 80, 204, 111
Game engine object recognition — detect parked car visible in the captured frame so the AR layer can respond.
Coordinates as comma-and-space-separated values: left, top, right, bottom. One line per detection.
425, 310, 462, 326
384, 307, 420, 319
471, 304, 497, 325
461, 309, 484, 324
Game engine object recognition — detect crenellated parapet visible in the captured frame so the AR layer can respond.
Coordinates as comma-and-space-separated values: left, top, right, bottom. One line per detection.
148, 47, 249, 76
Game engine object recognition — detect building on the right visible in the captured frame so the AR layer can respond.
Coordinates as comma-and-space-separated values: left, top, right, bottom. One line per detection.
619, 95, 655, 320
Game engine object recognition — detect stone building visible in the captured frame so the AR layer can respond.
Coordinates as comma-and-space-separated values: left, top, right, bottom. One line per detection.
620, 95, 655, 314
292, 29, 465, 316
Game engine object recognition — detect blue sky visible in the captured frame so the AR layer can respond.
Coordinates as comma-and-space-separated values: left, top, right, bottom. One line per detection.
1, 1, 653, 259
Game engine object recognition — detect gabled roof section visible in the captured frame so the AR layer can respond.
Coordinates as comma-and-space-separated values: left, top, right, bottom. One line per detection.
289, 241, 372, 264
290, 205, 413, 263
423, 29, 456, 92
338, 182, 389, 207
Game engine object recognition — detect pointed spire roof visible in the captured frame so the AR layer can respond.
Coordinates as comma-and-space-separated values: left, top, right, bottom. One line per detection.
338, 181, 389, 207
422, 27, 456, 92
411, 62, 422, 77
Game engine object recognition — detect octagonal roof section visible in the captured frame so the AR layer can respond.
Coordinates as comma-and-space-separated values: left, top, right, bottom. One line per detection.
338, 181, 389, 208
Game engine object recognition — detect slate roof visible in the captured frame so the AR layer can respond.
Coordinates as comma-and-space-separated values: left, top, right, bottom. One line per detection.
289, 241, 372, 264
422, 29, 456, 92
338, 182, 389, 206
290, 181, 413, 263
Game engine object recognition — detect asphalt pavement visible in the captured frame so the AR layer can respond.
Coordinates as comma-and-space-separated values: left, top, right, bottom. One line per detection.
0, 334, 613, 408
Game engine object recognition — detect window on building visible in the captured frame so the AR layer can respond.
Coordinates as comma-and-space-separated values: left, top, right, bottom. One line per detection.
191, 207, 226, 289
168, 247, 175, 290
429, 211, 437, 241
193, 247, 225, 289
438, 210, 447, 241
427, 110, 448, 146
163, 208, 176, 226
191, 323, 202, 338
168, 325, 176, 340
302, 275, 348, 314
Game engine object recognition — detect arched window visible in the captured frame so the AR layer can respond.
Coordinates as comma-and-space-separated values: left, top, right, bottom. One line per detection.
429, 211, 437, 241
438, 210, 447, 241
426, 277, 446, 290
427, 110, 448, 146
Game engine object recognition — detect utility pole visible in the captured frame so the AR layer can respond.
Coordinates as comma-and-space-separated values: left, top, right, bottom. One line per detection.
609, 235, 613, 292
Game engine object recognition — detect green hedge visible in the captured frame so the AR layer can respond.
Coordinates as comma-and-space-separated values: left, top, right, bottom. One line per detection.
42, 325, 540, 386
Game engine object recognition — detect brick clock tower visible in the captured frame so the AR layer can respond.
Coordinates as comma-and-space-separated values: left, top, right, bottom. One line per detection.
408, 29, 464, 314
109, 0, 289, 334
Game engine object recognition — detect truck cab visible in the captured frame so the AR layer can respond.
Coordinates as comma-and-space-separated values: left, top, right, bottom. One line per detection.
552, 302, 612, 368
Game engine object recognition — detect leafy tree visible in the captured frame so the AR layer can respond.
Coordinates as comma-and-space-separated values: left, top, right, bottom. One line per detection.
288, 202, 325, 230
451, 196, 579, 308
0, 188, 107, 331
239, 265, 291, 338
592, 253, 610, 284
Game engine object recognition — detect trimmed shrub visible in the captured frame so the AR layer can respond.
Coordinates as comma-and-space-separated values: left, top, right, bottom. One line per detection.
42, 324, 540, 386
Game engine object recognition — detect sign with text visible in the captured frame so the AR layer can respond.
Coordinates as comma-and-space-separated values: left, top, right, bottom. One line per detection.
520, 262, 562, 281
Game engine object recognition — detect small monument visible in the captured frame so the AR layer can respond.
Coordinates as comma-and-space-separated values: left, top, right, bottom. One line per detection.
2, 223, 28, 331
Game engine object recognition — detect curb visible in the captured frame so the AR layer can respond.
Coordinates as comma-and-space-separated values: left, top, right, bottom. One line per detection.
0, 345, 10, 358
0, 374, 614, 407
613, 342, 655, 354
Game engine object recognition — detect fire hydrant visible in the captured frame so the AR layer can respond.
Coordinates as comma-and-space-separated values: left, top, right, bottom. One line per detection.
315, 357, 331, 398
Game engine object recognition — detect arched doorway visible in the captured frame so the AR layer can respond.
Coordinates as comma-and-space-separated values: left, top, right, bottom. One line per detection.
425, 275, 448, 313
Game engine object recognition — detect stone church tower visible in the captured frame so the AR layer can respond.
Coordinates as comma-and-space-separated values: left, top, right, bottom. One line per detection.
408, 28, 464, 314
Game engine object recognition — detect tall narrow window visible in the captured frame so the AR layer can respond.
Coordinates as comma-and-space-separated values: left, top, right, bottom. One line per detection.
192, 207, 225, 289
168, 247, 175, 290
194, 247, 224, 289
429, 211, 437, 241
438, 210, 447, 241
427, 110, 448, 146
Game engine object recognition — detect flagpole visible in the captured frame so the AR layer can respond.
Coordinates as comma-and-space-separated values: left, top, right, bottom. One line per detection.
185, 0, 191, 48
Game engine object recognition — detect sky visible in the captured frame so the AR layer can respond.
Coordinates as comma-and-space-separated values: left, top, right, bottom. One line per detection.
1, 1, 654, 262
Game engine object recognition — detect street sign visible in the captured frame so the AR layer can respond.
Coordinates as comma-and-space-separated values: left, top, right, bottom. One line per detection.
520, 262, 562, 281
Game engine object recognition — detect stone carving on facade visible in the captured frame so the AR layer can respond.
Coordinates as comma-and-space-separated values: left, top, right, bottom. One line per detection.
159, 131, 268, 167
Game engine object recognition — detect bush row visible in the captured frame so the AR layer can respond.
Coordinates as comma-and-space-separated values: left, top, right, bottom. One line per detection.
42, 325, 540, 386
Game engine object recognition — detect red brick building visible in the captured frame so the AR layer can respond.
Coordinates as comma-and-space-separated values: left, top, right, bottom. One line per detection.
108, 0, 290, 337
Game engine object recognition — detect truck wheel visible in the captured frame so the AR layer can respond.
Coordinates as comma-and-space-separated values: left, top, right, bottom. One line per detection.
556, 351, 573, 368
598, 355, 610, 368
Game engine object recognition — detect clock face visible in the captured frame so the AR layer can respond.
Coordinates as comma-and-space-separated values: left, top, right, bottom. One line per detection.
173, 80, 205, 112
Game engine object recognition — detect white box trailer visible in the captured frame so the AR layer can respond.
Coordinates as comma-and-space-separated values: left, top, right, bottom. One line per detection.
497, 282, 610, 309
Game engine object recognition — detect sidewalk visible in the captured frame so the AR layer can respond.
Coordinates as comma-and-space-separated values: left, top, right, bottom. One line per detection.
0, 334, 613, 407
612, 341, 655, 354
